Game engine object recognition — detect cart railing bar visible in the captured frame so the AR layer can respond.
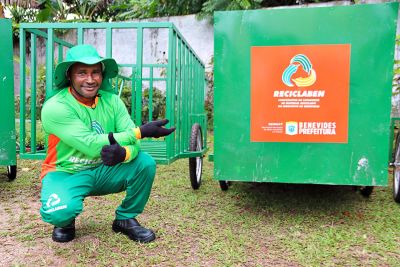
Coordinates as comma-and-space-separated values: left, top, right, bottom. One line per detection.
20, 22, 175, 29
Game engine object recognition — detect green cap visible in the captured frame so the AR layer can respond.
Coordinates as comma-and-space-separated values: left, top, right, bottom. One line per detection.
54, 44, 118, 91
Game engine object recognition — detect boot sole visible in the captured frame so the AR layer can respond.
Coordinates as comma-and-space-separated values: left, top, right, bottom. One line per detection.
52, 233, 75, 243
112, 224, 155, 243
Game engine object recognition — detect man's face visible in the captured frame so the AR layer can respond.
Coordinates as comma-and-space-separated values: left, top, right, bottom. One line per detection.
69, 62, 103, 99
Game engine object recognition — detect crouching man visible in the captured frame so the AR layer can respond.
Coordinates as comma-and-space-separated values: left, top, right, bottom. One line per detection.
40, 44, 175, 243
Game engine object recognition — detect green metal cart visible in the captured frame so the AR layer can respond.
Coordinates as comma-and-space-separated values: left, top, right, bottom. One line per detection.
212, 3, 399, 195
17, 22, 207, 189
0, 19, 17, 181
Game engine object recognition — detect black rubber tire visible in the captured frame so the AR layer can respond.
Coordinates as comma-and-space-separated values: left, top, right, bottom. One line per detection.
359, 186, 373, 198
393, 134, 400, 202
393, 132, 400, 163
189, 123, 203, 190
7, 165, 17, 181
219, 181, 230, 191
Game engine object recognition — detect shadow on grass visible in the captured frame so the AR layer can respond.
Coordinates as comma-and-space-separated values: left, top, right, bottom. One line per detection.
219, 181, 373, 221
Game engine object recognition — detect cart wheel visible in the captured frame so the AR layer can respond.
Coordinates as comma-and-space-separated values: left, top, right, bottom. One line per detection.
219, 181, 230, 191
393, 172, 400, 203
189, 123, 203, 190
393, 135, 400, 202
359, 186, 373, 198
7, 165, 17, 181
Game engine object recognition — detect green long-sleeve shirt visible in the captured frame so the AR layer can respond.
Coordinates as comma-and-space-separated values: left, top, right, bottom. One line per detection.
40, 88, 140, 178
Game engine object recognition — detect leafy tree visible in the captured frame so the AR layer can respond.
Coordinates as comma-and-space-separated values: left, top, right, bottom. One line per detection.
3, 0, 342, 23
36, 0, 113, 22
155, 0, 205, 16
197, 0, 339, 21
197, 0, 262, 21
108, 0, 205, 20
5, 3, 38, 23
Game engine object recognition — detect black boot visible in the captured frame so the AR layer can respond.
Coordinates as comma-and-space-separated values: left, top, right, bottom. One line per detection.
52, 220, 75, 243
112, 218, 155, 243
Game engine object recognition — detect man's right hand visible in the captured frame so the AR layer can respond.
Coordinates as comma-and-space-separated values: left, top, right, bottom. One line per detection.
101, 133, 126, 166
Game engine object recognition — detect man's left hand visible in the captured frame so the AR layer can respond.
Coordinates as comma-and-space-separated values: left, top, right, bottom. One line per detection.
139, 119, 176, 138
101, 133, 126, 166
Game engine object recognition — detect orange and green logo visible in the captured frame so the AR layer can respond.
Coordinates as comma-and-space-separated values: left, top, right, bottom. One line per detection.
282, 54, 317, 87
250, 44, 351, 143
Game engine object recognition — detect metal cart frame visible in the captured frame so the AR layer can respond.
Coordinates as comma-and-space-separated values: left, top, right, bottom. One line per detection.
17, 22, 207, 188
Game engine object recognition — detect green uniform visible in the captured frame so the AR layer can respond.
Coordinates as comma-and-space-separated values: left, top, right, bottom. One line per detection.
40, 88, 156, 227
40, 88, 140, 177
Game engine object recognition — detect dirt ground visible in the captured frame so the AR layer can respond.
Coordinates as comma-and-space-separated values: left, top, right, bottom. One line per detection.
0, 172, 67, 266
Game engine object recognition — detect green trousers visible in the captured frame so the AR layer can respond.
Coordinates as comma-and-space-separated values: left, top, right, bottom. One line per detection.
40, 152, 156, 227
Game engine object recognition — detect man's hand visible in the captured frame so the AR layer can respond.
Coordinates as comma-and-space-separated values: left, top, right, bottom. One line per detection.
139, 119, 176, 138
101, 133, 126, 166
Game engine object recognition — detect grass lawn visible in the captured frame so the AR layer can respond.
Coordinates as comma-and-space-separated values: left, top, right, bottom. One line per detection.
1, 143, 400, 266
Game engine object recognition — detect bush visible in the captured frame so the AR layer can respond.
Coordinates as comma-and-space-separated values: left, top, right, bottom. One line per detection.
14, 63, 46, 120
205, 57, 214, 131
118, 83, 166, 125
392, 35, 400, 116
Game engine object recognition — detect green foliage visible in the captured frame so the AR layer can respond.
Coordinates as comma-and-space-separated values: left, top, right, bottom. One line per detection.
142, 87, 166, 123
392, 35, 400, 116
15, 120, 46, 150
5, 3, 39, 42
36, 0, 114, 22
5, 4, 38, 23
205, 57, 214, 131
198, 0, 261, 20
109, 0, 205, 20
13, 60, 46, 149
108, 0, 160, 20
5, 0, 114, 27
14, 63, 46, 121
118, 84, 166, 124
39, 0, 74, 21
197, 0, 339, 21
71, 0, 101, 20
158, 0, 204, 16
5, 0, 342, 25
393, 35, 400, 96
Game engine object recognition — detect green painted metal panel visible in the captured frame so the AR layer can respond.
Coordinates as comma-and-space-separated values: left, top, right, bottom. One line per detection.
30, 35, 37, 153
135, 26, 144, 125
0, 19, 16, 166
214, 3, 398, 186
166, 27, 174, 159
19, 28, 26, 155
45, 28, 54, 99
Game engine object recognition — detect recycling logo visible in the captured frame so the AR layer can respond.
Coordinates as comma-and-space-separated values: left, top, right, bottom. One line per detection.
46, 193, 61, 208
282, 54, 317, 87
